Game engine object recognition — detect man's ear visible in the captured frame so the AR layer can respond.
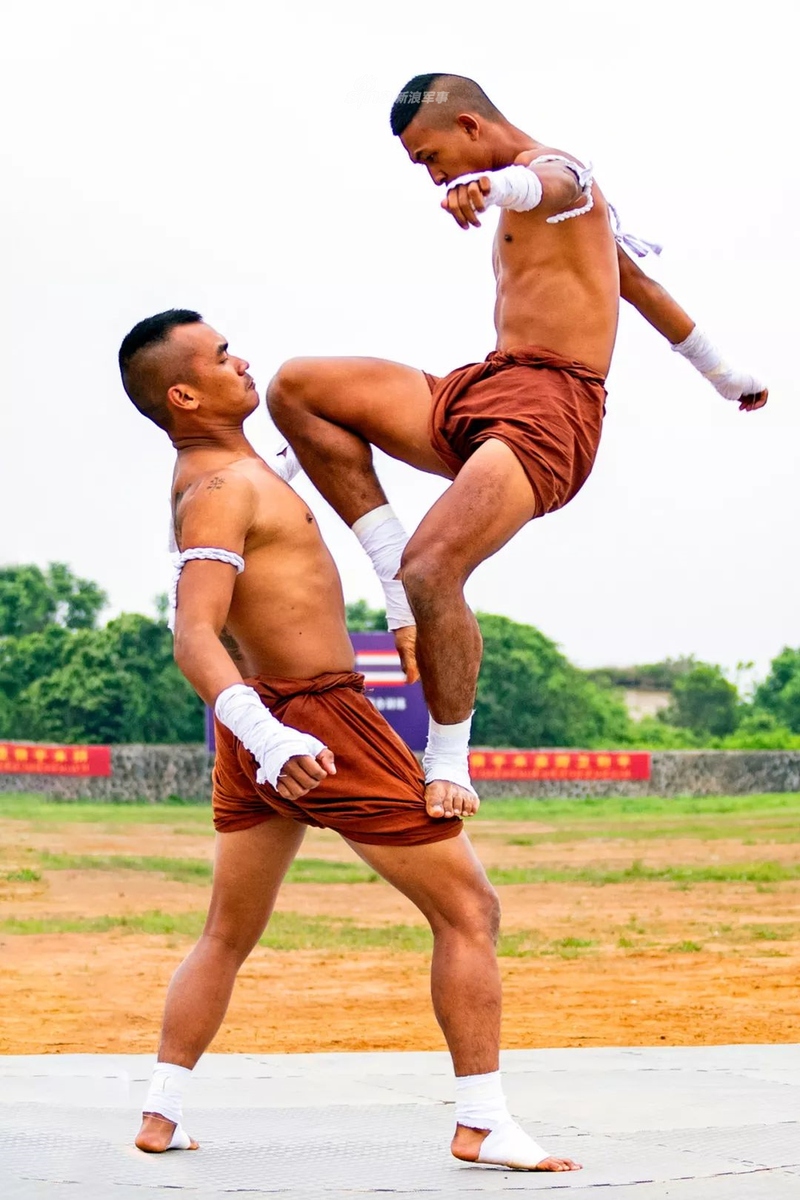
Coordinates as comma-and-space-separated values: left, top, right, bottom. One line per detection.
167, 384, 200, 414
457, 113, 480, 140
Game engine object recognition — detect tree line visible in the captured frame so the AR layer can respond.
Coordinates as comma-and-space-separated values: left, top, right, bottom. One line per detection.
1, 565, 798, 749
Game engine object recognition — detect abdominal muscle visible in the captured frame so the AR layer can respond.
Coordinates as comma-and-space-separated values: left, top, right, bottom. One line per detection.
223, 552, 356, 682
492, 206, 620, 375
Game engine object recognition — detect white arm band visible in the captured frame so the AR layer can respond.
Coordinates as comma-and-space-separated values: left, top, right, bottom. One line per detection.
168, 547, 245, 633
352, 504, 415, 631
454, 156, 594, 223
215, 683, 326, 790
672, 327, 766, 402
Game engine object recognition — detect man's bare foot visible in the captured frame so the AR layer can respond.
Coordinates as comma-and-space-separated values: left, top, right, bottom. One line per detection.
451, 1123, 581, 1172
425, 780, 480, 820
135, 1112, 199, 1153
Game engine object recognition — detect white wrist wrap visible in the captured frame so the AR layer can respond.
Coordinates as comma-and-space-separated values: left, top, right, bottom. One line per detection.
352, 504, 415, 631
214, 683, 325, 790
454, 156, 593, 222
423, 714, 478, 795
672, 326, 766, 402
456, 164, 543, 212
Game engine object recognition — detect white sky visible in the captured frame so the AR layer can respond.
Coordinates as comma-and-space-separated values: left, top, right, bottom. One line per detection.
1, 0, 797, 680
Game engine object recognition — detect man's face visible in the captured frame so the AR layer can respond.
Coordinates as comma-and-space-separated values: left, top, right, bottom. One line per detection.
170, 322, 259, 422
400, 115, 491, 186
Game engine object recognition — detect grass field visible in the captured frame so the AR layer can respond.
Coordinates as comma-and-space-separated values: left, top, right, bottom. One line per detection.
1, 791, 798, 1053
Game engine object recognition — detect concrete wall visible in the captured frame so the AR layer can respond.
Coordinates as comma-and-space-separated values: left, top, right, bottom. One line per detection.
1, 746, 799, 803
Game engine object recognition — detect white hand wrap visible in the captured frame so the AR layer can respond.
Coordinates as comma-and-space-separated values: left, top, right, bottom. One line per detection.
215, 683, 326, 790
423, 714, 478, 795
456, 164, 544, 212
352, 505, 415, 631
453, 155, 593, 222
672, 327, 766, 402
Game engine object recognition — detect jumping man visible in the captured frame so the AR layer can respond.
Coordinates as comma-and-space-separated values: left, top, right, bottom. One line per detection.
267, 73, 767, 822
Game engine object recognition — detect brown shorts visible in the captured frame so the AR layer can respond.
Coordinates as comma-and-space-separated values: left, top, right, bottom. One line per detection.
425, 345, 607, 517
212, 671, 461, 846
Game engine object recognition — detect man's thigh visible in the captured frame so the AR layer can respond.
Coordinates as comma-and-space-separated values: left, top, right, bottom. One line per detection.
204, 817, 307, 948
273, 355, 450, 477
345, 830, 498, 929
404, 438, 536, 582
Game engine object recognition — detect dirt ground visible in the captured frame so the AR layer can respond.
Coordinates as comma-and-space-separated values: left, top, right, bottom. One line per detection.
1, 812, 798, 1054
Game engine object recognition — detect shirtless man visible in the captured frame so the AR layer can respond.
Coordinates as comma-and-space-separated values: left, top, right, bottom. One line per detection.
118, 307, 579, 1172
267, 72, 767, 823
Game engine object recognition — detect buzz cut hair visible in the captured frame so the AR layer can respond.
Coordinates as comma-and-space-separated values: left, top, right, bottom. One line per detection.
389, 73, 503, 137
118, 308, 202, 431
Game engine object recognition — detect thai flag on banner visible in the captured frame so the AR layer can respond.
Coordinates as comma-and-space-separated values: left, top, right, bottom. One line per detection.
351, 632, 428, 751
353, 646, 408, 687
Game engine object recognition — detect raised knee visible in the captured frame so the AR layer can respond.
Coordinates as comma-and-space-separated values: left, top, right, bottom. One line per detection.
401, 544, 456, 604
266, 358, 319, 421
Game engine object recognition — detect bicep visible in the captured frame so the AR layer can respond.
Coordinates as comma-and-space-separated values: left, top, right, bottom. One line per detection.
173, 474, 256, 636
174, 560, 239, 637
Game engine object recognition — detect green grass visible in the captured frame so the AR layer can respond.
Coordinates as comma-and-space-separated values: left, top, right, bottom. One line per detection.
31, 851, 377, 886
474, 794, 800, 821
0, 794, 211, 826
0, 908, 536, 956
486, 860, 800, 886
3, 792, 800, 828
667, 940, 704, 953
1, 867, 41, 883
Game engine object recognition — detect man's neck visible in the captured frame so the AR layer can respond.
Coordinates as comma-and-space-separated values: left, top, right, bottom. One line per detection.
490, 124, 541, 170
171, 424, 254, 456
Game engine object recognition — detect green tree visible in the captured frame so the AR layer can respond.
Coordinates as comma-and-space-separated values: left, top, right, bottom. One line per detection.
474, 612, 630, 747
0, 563, 106, 636
346, 599, 387, 631
753, 647, 800, 733
717, 710, 800, 750
11, 613, 202, 744
663, 663, 739, 738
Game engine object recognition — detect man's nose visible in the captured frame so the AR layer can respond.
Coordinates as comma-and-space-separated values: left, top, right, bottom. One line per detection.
237, 358, 250, 374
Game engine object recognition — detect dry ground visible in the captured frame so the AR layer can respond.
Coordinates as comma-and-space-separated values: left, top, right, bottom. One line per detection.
1, 793, 798, 1053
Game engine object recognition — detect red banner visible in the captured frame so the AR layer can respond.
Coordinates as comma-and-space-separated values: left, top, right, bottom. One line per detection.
469, 750, 650, 781
0, 743, 112, 777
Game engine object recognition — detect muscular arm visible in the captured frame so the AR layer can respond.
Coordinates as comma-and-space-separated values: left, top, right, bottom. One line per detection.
617, 246, 768, 411
173, 470, 335, 798
172, 471, 257, 706
442, 156, 584, 229
617, 246, 695, 343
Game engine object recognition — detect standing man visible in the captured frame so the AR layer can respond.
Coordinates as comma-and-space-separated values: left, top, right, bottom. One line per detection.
268, 72, 767, 819
119, 308, 579, 1173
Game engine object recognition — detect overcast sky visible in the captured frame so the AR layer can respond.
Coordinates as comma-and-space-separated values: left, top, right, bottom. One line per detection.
2, 0, 796, 682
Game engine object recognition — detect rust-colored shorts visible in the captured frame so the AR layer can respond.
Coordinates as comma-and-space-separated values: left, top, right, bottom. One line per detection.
424, 345, 607, 518
212, 671, 461, 846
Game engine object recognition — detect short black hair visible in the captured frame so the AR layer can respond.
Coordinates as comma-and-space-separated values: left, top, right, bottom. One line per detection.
390, 73, 502, 137
119, 309, 202, 430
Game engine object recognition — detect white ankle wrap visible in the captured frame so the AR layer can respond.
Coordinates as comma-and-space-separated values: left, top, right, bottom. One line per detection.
143, 1062, 191, 1127
672, 326, 766, 402
455, 1072, 551, 1170
455, 1071, 510, 1130
215, 683, 325, 789
352, 504, 415, 631
423, 714, 477, 795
